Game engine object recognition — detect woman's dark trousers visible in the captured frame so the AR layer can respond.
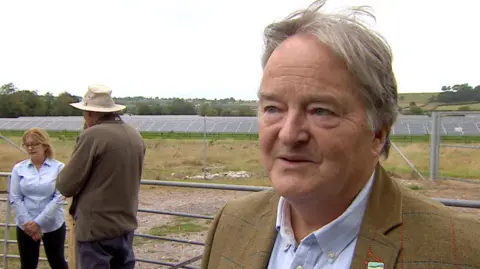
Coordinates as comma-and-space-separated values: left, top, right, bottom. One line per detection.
16, 223, 68, 269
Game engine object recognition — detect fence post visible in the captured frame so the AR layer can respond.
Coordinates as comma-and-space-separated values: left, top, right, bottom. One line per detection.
66, 199, 76, 269
429, 112, 440, 181
3, 176, 11, 269
203, 116, 207, 180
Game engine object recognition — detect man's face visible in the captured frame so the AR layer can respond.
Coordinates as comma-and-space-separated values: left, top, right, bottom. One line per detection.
83, 111, 94, 127
258, 34, 386, 202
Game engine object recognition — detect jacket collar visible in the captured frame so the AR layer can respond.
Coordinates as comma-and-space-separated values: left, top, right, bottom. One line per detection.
93, 114, 124, 126
273, 170, 376, 262
251, 164, 403, 269
349, 164, 403, 269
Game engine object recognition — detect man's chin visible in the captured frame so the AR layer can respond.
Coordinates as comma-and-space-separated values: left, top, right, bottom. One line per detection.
270, 176, 313, 198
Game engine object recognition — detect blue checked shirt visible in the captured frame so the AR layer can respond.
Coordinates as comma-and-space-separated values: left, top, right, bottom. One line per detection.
9, 158, 65, 233
267, 170, 375, 269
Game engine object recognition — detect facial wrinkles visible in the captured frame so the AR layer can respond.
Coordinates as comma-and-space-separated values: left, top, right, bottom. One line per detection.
266, 42, 355, 86
266, 64, 322, 79
288, 104, 360, 174
264, 90, 356, 165
267, 76, 357, 115
264, 49, 359, 111
266, 65, 329, 92
276, 111, 309, 152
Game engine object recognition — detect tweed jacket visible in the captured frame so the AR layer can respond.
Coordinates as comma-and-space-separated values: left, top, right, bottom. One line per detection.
201, 164, 480, 269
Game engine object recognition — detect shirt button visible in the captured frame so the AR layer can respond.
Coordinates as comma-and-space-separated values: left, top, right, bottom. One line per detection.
296, 266, 303, 269
328, 251, 335, 259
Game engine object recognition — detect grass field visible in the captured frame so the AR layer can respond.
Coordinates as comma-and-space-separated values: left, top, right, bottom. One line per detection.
1, 135, 479, 186
397, 92, 480, 111
2, 130, 480, 143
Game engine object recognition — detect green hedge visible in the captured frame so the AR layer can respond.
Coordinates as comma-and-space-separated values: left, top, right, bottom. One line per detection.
1, 130, 480, 143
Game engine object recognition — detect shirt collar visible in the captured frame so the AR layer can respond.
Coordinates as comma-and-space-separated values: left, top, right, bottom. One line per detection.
275, 169, 376, 260
27, 158, 52, 167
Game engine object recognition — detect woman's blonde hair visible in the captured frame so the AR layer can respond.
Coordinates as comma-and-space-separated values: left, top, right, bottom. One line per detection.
22, 128, 54, 159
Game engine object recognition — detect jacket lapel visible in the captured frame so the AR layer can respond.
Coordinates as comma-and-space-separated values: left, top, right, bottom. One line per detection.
350, 164, 403, 269
245, 192, 279, 268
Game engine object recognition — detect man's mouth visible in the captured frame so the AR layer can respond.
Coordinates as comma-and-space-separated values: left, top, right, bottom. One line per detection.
278, 156, 312, 163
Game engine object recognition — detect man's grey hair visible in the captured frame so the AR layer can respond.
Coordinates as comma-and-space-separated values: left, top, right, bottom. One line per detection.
260, 0, 398, 158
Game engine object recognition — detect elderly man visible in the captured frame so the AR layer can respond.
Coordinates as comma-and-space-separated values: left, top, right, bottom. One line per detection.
57, 85, 146, 269
201, 1, 480, 269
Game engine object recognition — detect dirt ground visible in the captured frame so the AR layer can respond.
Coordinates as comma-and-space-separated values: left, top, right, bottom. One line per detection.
131, 177, 480, 269
397, 178, 480, 220
0, 178, 478, 269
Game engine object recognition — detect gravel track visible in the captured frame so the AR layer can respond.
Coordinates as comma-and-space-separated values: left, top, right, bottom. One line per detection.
134, 187, 250, 269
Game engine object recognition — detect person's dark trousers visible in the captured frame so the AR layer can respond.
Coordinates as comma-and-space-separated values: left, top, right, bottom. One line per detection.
16, 223, 68, 269
76, 231, 135, 269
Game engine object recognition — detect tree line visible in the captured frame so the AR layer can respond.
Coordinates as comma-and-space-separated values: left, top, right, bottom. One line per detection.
6, 81, 476, 118
401, 83, 480, 115
433, 83, 480, 104
0, 83, 83, 118
0, 83, 257, 118
133, 101, 256, 116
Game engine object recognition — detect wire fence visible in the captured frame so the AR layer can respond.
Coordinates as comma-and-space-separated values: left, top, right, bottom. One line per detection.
0, 172, 479, 269
429, 112, 480, 182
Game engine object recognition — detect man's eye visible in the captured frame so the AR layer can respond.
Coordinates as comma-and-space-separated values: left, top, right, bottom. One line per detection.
264, 106, 278, 113
312, 108, 333, 116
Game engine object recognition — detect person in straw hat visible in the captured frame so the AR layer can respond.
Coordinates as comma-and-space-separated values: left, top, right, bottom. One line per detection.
56, 84, 146, 269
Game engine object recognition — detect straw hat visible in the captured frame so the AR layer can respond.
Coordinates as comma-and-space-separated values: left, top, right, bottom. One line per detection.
70, 84, 126, 112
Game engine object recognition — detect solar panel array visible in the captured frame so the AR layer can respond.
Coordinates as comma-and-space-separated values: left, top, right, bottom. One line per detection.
393, 115, 480, 136
0, 115, 479, 135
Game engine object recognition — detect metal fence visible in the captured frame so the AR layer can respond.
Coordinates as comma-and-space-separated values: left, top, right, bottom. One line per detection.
0, 172, 479, 269
429, 111, 480, 182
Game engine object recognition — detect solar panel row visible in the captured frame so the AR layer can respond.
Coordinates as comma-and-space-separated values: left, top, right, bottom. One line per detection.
0, 115, 479, 135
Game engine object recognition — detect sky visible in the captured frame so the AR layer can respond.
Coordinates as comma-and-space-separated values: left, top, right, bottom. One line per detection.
0, 0, 478, 100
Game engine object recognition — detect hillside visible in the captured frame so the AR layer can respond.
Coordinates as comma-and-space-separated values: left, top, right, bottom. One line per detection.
399, 84, 480, 114
398, 92, 439, 108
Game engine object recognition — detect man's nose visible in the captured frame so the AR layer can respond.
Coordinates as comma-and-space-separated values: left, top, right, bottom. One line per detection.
278, 111, 309, 145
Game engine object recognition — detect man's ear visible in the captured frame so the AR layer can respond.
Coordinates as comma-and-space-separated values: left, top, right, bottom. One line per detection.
373, 128, 388, 157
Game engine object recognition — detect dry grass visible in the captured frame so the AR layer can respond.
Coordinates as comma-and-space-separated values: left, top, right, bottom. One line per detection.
435, 102, 480, 111
422, 102, 442, 110
0, 137, 479, 190
0, 137, 270, 189
141, 139, 267, 184
383, 142, 480, 179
